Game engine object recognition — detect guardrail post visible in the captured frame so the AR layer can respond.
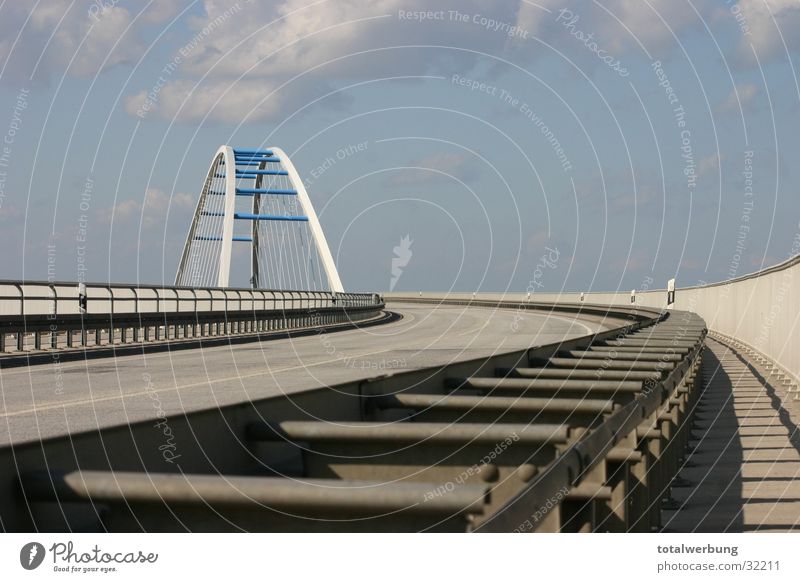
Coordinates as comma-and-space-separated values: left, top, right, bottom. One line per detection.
659, 404, 679, 493
626, 443, 651, 532
605, 445, 634, 532
638, 415, 663, 530
562, 467, 605, 531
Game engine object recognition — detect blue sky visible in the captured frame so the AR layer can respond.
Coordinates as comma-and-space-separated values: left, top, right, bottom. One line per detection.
0, 0, 798, 294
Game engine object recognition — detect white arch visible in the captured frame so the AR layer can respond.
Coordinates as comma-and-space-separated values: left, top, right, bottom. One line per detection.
175, 145, 344, 292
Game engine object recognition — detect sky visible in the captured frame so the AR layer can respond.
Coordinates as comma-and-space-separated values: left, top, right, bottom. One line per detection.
0, 0, 798, 294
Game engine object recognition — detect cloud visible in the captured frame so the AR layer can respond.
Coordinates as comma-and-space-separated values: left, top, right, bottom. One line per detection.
125, 0, 738, 124
125, 78, 286, 123
719, 83, 759, 113
180, 1, 546, 78
128, 0, 559, 123
697, 152, 723, 178
0, 2, 181, 83
385, 152, 480, 186
98, 188, 195, 229
586, 0, 711, 52
736, 0, 800, 62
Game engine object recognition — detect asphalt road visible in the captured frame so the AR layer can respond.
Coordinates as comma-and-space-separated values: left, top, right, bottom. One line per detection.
0, 302, 625, 446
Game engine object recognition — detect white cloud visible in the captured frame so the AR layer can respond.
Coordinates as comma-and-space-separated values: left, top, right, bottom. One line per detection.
719, 83, 759, 112
591, 0, 711, 52
181, 1, 546, 78
0, 2, 184, 82
386, 152, 479, 186
124, 78, 283, 122
697, 152, 723, 178
7, 1, 793, 124
98, 188, 195, 229
735, 0, 800, 60
129, 0, 558, 122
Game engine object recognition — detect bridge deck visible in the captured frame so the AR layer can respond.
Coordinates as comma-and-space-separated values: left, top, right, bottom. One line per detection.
0, 302, 624, 447
663, 338, 800, 532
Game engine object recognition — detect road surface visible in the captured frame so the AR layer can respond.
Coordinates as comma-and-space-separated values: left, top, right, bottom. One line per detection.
0, 302, 626, 446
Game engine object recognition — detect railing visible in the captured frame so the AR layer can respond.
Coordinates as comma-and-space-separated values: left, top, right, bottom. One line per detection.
0, 280, 383, 354
385, 252, 800, 389
363, 294, 707, 532
3, 294, 707, 532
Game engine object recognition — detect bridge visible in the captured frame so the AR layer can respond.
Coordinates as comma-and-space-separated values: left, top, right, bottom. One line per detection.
1, 146, 799, 532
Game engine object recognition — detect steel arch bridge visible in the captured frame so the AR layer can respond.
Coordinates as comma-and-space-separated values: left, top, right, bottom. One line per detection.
175, 146, 344, 292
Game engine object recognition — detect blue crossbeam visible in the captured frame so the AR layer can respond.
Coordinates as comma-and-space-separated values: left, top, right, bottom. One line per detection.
233, 148, 273, 156
194, 235, 253, 242
236, 169, 289, 176
235, 159, 281, 165
234, 213, 308, 222
235, 188, 297, 196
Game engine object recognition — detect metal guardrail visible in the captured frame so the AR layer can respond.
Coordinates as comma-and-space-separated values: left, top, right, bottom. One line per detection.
408, 252, 797, 389
0, 279, 382, 354
2, 296, 707, 532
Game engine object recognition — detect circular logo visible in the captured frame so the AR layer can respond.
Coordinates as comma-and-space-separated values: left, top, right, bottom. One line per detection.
19, 542, 45, 570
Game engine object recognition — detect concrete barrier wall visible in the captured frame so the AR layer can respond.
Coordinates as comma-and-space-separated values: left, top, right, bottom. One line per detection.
385, 254, 800, 384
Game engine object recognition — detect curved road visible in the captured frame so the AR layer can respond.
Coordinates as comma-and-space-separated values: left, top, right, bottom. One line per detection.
0, 302, 626, 446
